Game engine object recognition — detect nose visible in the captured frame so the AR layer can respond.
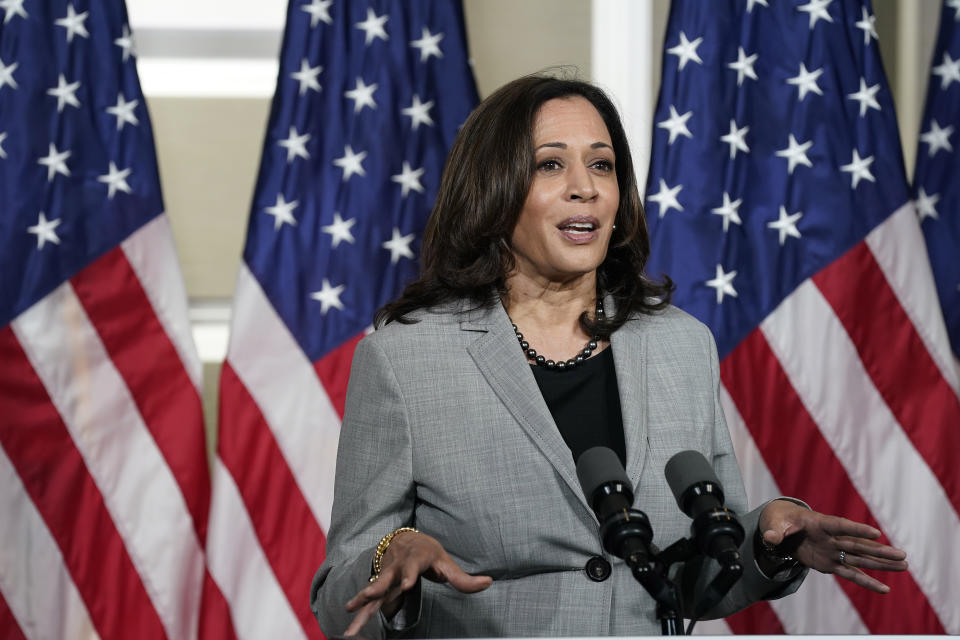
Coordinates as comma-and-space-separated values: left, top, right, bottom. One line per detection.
567, 164, 598, 201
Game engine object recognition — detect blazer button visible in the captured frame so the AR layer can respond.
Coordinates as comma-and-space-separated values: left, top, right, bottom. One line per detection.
585, 556, 612, 582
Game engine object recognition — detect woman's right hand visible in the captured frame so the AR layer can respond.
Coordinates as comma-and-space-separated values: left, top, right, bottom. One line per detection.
344, 531, 492, 636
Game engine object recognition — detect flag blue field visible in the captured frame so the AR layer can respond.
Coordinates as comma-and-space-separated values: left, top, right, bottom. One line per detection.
914, 0, 960, 363
646, 0, 960, 633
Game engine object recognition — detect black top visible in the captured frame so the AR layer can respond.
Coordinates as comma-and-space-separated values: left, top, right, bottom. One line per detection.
530, 347, 627, 467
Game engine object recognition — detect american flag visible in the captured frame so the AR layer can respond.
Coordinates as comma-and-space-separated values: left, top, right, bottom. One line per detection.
645, 0, 960, 633
0, 1, 220, 639
205, 1, 478, 637
915, 0, 960, 366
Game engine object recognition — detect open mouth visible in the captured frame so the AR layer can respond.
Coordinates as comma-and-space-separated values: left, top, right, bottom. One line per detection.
557, 217, 600, 242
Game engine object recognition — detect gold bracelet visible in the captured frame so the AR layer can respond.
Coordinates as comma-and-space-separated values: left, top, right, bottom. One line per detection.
369, 527, 418, 583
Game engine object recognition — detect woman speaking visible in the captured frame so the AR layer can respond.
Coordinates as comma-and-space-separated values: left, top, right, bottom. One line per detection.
309, 75, 907, 637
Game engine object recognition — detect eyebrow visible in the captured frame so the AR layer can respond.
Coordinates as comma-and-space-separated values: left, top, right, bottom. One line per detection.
535, 142, 614, 151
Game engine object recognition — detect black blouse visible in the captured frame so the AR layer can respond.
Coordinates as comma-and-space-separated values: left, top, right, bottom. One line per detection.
530, 347, 627, 467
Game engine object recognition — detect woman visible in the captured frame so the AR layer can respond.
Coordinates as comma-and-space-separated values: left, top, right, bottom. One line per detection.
310, 76, 907, 638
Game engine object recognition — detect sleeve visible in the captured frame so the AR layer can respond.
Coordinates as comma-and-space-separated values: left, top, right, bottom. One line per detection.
678, 322, 808, 620
309, 336, 422, 639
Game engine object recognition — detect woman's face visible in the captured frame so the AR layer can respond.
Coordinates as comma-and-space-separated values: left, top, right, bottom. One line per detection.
509, 96, 619, 285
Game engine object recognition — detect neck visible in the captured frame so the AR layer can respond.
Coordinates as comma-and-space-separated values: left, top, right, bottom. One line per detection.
502, 270, 597, 330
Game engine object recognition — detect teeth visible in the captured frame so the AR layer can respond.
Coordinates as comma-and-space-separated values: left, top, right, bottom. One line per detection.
563, 222, 595, 232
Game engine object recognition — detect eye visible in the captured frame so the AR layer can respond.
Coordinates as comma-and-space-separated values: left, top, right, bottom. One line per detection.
537, 158, 562, 172
591, 159, 615, 172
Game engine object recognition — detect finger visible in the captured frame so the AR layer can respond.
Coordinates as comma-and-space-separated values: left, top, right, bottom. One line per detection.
344, 597, 385, 636
838, 537, 907, 561
820, 515, 881, 540
835, 563, 891, 594
429, 557, 493, 593
346, 566, 401, 611
838, 553, 909, 572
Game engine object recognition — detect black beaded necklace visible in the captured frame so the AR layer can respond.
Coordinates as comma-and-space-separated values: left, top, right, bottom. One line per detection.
510, 300, 603, 371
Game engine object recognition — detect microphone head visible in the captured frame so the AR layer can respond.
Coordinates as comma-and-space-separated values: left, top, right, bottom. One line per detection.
576, 446, 631, 509
664, 450, 722, 512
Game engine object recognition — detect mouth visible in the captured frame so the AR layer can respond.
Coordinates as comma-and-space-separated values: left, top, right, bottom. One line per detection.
557, 216, 600, 243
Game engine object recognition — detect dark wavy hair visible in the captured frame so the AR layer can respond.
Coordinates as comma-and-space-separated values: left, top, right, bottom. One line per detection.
374, 74, 673, 335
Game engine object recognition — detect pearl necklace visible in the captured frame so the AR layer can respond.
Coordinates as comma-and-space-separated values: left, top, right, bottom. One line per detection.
510, 301, 603, 371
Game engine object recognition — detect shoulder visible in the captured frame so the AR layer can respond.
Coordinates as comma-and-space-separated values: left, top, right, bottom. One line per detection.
359, 303, 467, 355
624, 304, 714, 344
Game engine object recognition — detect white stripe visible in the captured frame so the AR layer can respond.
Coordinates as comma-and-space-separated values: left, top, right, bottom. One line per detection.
865, 203, 960, 396
0, 445, 101, 640
207, 459, 306, 640
121, 214, 203, 392
691, 618, 732, 634
720, 385, 868, 634
11, 283, 204, 640
225, 265, 340, 531
761, 279, 960, 632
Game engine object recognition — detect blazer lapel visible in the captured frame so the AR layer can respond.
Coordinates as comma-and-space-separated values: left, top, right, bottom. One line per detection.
610, 317, 649, 493
463, 303, 592, 514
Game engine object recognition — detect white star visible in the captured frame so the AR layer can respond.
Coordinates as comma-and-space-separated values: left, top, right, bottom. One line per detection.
55, 4, 90, 43
915, 187, 940, 222
291, 58, 322, 95
0, 0, 27, 23
0, 131, 7, 159
382, 228, 415, 264
767, 206, 803, 246
106, 93, 139, 130
28, 212, 62, 250
786, 62, 824, 101
932, 52, 960, 90
401, 95, 435, 130
355, 8, 388, 46
264, 193, 299, 230
706, 264, 738, 304
391, 161, 425, 198
951, 0, 960, 20
657, 105, 693, 144
333, 144, 367, 181
301, 0, 333, 27
920, 120, 954, 156
728, 47, 758, 86
47, 74, 81, 112
847, 78, 881, 117
855, 6, 878, 46
719, 119, 750, 159
344, 77, 378, 113
797, 0, 834, 29
667, 31, 703, 71
0, 57, 18, 91
97, 162, 132, 199
37, 143, 71, 181
114, 25, 135, 62
647, 179, 683, 218
747, 0, 768, 12
839, 149, 875, 188
775, 134, 813, 175
321, 213, 357, 248
310, 279, 346, 314
411, 26, 444, 62
277, 126, 311, 163
711, 192, 743, 232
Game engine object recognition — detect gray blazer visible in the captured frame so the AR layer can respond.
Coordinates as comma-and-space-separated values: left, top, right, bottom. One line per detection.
310, 301, 805, 638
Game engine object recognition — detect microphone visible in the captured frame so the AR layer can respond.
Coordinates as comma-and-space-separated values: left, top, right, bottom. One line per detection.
576, 447, 653, 569
664, 450, 745, 568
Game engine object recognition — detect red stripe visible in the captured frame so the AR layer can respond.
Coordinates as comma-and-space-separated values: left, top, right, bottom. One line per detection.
314, 333, 363, 419
70, 247, 211, 542
198, 570, 239, 640
0, 327, 168, 640
813, 243, 960, 515
218, 362, 327, 640
725, 600, 785, 633
0, 589, 27, 640
721, 329, 945, 633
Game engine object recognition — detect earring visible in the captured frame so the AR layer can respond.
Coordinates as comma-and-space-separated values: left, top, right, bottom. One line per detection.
612, 224, 617, 230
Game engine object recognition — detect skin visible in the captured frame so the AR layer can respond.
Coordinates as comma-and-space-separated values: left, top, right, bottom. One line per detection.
341, 97, 908, 636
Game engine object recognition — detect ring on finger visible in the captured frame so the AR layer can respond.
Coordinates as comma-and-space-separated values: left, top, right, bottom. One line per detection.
839, 550, 846, 565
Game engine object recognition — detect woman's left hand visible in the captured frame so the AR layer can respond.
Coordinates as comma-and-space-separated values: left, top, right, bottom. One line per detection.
759, 499, 908, 593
